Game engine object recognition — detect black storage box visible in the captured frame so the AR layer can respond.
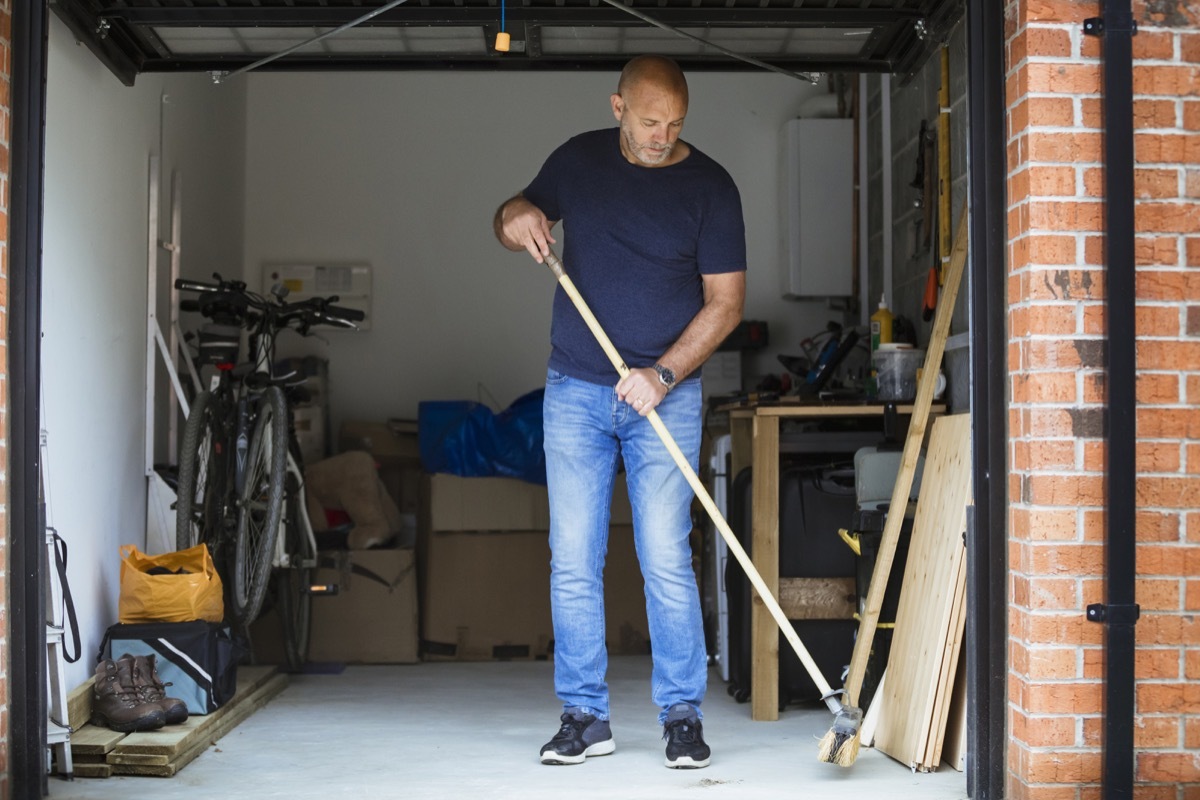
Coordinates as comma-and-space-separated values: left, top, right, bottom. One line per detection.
100, 620, 243, 715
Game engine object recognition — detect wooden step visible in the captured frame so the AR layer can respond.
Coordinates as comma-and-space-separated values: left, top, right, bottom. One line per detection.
69, 664, 285, 778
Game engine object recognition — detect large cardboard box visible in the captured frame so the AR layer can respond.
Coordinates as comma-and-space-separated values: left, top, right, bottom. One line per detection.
418, 473, 646, 660
422, 472, 632, 533
253, 547, 419, 665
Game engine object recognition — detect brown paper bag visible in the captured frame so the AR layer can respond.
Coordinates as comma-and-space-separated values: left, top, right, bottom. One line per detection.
118, 543, 224, 624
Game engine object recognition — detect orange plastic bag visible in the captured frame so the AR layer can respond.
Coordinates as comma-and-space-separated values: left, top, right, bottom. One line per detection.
118, 544, 224, 624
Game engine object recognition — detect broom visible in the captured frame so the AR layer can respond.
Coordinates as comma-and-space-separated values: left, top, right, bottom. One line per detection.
817, 205, 970, 767
540, 248, 862, 751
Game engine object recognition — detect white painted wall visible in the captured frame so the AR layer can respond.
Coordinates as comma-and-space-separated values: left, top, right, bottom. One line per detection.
242, 70, 841, 429
42, 15, 246, 688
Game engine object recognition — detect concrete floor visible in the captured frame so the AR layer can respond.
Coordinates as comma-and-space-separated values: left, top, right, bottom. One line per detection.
49, 656, 967, 800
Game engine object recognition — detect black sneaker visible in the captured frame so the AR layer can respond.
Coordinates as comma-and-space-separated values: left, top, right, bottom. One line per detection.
539, 710, 616, 765
663, 708, 710, 769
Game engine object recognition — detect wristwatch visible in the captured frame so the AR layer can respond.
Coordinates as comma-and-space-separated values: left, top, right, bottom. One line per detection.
653, 363, 677, 392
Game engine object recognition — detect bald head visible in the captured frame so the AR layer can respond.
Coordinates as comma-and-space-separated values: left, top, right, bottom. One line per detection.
617, 55, 689, 105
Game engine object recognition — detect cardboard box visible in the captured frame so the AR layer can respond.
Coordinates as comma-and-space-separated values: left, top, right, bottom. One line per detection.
253, 547, 419, 665
418, 522, 649, 661
309, 548, 418, 663
422, 473, 632, 533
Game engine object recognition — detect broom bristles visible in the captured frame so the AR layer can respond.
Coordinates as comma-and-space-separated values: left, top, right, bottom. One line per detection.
817, 704, 863, 767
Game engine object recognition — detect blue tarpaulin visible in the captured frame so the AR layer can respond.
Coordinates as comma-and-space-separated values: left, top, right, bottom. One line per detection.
417, 388, 546, 485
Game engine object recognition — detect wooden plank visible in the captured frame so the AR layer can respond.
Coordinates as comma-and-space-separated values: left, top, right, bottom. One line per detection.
67, 675, 96, 731
844, 207, 969, 708
778, 577, 855, 620
860, 667, 886, 748
68, 725, 126, 755
925, 551, 968, 770
941, 644, 969, 771
873, 413, 972, 771
108, 665, 278, 758
73, 762, 114, 779
750, 414, 780, 722
111, 673, 288, 777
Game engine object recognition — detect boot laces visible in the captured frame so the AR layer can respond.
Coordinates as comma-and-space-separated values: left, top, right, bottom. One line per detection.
552, 714, 589, 742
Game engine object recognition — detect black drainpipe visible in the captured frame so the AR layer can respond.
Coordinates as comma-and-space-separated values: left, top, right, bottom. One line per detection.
1083, 4, 1139, 800
9, 1, 49, 798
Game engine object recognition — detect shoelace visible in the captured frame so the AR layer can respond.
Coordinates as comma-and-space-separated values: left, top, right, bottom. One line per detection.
665, 720, 700, 744
553, 715, 588, 741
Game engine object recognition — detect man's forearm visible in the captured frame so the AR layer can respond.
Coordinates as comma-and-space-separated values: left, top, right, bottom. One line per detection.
658, 293, 744, 383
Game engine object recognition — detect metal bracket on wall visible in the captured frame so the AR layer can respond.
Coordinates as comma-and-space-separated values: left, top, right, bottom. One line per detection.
1082, 15, 1138, 36
1086, 602, 1141, 625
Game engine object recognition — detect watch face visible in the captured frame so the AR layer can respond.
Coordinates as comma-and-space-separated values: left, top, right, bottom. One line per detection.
655, 364, 676, 387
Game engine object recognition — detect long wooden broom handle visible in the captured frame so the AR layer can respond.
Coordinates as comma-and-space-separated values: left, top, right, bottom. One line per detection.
543, 250, 843, 714
842, 206, 970, 708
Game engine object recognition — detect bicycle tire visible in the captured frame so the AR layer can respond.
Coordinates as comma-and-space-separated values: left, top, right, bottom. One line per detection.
232, 386, 288, 624
175, 390, 227, 556
276, 469, 313, 672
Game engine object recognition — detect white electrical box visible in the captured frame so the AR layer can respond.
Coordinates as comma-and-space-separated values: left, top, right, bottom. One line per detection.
262, 263, 372, 330
780, 118, 854, 299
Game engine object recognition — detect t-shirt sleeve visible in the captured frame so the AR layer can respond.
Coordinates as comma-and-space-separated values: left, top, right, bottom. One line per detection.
521, 141, 570, 222
696, 172, 747, 275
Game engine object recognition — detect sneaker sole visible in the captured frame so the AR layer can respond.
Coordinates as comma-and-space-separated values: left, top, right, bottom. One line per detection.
540, 739, 616, 765
664, 755, 710, 769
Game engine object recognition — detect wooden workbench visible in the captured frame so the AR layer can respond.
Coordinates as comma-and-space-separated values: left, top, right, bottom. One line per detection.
725, 399, 942, 721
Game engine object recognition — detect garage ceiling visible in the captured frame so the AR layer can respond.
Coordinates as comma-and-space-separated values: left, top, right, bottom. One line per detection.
51, 0, 963, 87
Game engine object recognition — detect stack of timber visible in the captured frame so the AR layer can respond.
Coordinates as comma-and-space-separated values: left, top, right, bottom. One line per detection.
62, 665, 286, 778
871, 413, 972, 772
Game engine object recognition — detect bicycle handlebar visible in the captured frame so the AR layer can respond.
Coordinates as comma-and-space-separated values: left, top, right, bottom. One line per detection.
175, 274, 363, 331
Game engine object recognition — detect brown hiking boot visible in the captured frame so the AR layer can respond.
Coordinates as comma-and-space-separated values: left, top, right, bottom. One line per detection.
91, 657, 167, 732
129, 653, 189, 725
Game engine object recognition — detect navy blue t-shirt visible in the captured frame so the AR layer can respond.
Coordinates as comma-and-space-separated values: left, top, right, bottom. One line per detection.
523, 128, 746, 386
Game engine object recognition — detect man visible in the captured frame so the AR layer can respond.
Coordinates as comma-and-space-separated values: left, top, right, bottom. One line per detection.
493, 54, 746, 769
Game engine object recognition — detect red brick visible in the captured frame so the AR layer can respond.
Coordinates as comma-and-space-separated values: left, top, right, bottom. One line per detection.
1134, 98, 1180, 130
1137, 578, 1183, 612
1136, 133, 1200, 163
1026, 268, 1104, 301
1186, 101, 1200, 131
1136, 306, 1183, 337
1081, 97, 1102, 129
1186, 717, 1200, 749
1027, 27, 1073, 58
1024, 744, 1103, 782
1028, 234, 1078, 264
1139, 751, 1200, 784
1030, 131, 1103, 162
1134, 714, 1182, 748
1134, 64, 1200, 97
1025, 0, 1096, 24
1137, 476, 1200, 509
1028, 95, 1075, 127
1133, 167, 1182, 199
1133, 29, 1177, 60
1031, 200, 1104, 231
1137, 373, 1182, 405
1138, 341, 1200, 371
1138, 544, 1200, 577
1027, 438, 1076, 469
1186, 169, 1200, 198
1028, 62, 1102, 94
1188, 236, 1200, 266
1023, 508, 1081, 541
1026, 541, 1106, 574
1184, 33, 1200, 64
1138, 269, 1200, 301
1138, 683, 1200, 715
1136, 202, 1200, 234
1022, 645, 1080, 679
1136, 236, 1183, 266
1138, 442, 1182, 473
1029, 165, 1076, 196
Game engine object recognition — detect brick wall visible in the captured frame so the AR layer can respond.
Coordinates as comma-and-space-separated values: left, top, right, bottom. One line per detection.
1005, 0, 1200, 797
0, 0, 10, 794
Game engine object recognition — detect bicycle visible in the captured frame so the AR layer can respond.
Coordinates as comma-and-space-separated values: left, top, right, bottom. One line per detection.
173, 274, 362, 671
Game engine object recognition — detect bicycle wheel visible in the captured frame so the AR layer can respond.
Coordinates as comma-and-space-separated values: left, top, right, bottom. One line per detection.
175, 391, 227, 556
276, 467, 313, 672
232, 386, 288, 624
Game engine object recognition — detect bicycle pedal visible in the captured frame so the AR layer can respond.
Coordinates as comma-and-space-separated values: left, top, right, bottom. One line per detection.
307, 583, 339, 596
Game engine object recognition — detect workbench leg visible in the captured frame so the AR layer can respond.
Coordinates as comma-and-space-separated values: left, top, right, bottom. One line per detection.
750, 415, 780, 722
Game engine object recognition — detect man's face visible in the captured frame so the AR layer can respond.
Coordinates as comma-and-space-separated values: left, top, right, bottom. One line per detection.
612, 86, 687, 167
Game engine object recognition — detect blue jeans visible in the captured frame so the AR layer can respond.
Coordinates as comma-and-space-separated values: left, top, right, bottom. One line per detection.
543, 368, 707, 725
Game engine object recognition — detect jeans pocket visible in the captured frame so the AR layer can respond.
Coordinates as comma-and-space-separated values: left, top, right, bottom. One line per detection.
546, 367, 569, 386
